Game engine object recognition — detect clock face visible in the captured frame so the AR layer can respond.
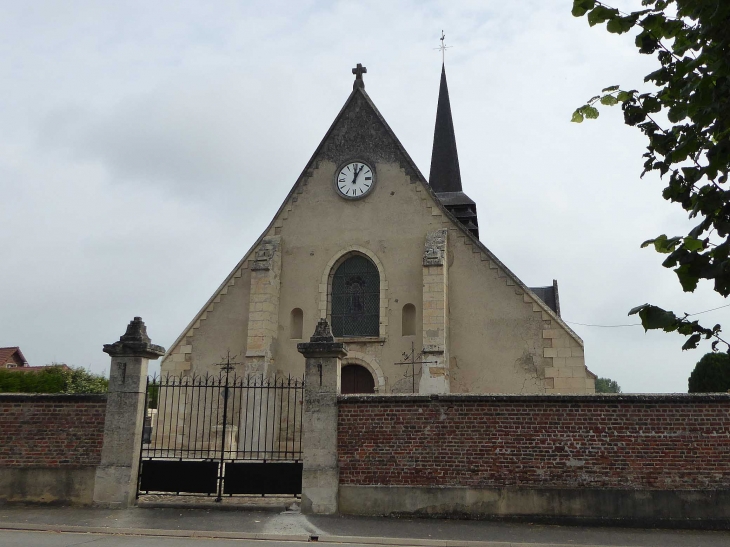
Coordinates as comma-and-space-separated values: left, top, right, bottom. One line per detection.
335, 161, 375, 199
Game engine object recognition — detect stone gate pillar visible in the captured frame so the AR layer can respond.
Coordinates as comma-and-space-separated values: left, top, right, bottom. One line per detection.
93, 317, 165, 508
297, 319, 347, 514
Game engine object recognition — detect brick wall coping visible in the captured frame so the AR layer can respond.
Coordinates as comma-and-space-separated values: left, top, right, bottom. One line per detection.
0, 393, 108, 403
338, 393, 730, 404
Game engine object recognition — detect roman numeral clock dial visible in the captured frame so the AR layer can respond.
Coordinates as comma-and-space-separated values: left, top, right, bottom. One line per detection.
334, 161, 375, 200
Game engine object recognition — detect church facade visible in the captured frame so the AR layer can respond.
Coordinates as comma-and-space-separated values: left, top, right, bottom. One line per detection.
160, 65, 595, 395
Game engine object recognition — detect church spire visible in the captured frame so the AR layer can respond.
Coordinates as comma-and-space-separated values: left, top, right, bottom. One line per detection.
428, 63, 462, 193
428, 60, 479, 239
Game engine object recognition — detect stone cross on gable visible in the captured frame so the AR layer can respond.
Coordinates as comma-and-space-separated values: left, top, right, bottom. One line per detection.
352, 63, 367, 89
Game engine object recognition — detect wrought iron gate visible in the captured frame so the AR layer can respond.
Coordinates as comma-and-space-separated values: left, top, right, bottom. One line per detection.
137, 370, 304, 499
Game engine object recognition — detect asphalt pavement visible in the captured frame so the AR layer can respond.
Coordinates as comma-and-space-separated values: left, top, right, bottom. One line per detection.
1, 504, 729, 547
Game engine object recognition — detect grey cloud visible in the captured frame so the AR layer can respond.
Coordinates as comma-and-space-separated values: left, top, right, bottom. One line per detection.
0, 0, 722, 391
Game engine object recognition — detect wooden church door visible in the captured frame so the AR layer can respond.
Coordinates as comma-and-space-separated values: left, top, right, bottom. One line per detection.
341, 364, 375, 394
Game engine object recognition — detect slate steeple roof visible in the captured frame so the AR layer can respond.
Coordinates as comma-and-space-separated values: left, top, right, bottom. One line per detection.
429, 64, 462, 193
428, 64, 479, 238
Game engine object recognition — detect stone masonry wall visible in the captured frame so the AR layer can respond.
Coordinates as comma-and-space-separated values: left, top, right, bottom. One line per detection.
0, 394, 106, 467
338, 394, 730, 490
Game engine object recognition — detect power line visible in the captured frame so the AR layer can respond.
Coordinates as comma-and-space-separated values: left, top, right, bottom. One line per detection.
565, 321, 640, 328
687, 303, 730, 316
565, 303, 730, 328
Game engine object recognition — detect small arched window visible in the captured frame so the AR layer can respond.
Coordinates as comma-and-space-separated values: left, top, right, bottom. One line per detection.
331, 255, 380, 337
402, 303, 416, 336
290, 308, 303, 339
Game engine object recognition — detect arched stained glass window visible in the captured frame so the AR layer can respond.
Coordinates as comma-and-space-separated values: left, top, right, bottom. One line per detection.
331, 255, 380, 337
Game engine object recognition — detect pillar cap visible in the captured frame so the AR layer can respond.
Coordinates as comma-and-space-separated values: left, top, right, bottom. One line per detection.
103, 317, 166, 359
297, 319, 348, 358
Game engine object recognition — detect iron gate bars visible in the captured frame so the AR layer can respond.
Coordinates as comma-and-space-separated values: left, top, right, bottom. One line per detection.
137, 371, 304, 499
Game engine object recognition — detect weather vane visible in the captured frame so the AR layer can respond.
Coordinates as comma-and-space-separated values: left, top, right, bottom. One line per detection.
434, 30, 452, 64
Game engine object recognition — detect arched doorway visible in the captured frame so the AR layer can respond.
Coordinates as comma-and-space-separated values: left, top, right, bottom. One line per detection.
341, 364, 375, 394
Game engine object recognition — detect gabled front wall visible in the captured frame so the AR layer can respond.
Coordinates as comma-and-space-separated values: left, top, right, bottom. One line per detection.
161, 90, 592, 394
273, 159, 445, 392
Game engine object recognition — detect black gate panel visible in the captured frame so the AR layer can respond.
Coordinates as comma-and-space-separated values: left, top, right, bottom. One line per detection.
139, 460, 219, 494
223, 462, 303, 495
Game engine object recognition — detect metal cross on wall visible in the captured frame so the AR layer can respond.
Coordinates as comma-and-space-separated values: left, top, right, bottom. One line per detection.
394, 341, 437, 394
215, 350, 242, 375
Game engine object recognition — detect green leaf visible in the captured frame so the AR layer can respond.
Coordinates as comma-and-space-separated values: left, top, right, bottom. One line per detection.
571, 0, 595, 17
588, 5, 619, 27
636, 305, 678, 331
571, 110, 584, 123
643, 234, 681, 253
606, 18, 622, 33
600, 95, 619, 106
642, 96, 661, 113
667, 105, 687, 123
636, 30, 660, 54
606, 16, 634, 34
602, 85, 620, 92
675, 264, 699, 292
616, 90, 632, 102
682, 237, 704, 252
583, 105, 599, 119
628, 304, 649, 316
682, 333, 702, 351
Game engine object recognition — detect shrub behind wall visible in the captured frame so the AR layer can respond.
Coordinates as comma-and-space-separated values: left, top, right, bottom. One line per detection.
0, 366, 108, 394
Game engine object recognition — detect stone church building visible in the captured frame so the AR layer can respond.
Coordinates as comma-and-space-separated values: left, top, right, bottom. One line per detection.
161, 64, 595, 395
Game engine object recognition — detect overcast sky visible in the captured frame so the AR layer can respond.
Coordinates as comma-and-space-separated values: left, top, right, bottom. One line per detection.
1, 1, 726, 392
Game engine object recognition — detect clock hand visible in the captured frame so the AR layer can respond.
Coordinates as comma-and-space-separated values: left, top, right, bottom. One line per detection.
352, 164, 362, 184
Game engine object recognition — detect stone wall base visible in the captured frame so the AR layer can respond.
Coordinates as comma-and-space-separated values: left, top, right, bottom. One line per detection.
339, 485, 730, 529
92, 465, 136, 508
0, 467, 97, 506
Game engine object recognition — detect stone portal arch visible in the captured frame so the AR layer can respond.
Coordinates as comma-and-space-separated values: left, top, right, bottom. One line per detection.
342, 351, 386, 393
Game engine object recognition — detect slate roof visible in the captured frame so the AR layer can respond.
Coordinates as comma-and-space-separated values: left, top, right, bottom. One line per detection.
529, 280, 561, 317
429, 64, 462, 194
428, 64, 479, 238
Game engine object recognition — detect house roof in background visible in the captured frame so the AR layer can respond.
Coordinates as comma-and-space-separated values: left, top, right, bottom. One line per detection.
0, 347, 28, 366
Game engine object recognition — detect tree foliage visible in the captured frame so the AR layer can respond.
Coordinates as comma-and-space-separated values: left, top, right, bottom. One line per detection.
572, 0, 730, 352
687, 352, 730, 392
0, 365, 108, 394
595, 377, 622, 393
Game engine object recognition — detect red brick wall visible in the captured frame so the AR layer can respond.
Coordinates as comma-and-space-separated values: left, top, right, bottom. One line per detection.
0, 394, 107, 467
338, 394, 730, 490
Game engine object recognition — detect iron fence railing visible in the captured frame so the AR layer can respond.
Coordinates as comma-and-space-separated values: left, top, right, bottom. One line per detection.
143, 372, 304, 462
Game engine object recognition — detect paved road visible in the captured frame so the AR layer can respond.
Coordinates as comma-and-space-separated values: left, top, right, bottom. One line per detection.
1, 506, 730, 547
1, 531, 308, 546
2, 528, 730, 547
